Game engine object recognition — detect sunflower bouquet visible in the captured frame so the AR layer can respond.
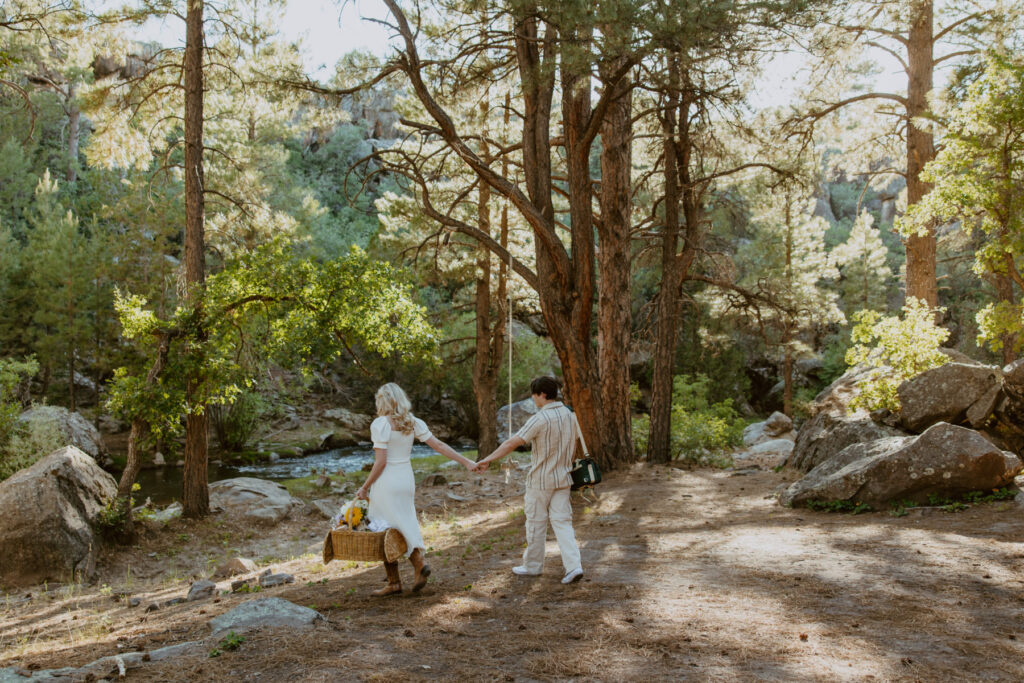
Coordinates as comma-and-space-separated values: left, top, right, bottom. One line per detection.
331, 498, 369, 531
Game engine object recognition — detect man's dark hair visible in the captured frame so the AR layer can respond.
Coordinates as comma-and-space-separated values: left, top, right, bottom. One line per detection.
530, 376, 559, 400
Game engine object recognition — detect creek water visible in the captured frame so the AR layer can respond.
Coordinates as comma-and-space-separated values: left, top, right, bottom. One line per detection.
131, 443, 444, 506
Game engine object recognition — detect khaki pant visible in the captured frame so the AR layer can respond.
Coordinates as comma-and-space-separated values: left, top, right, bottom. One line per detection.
522, 486, 581, 574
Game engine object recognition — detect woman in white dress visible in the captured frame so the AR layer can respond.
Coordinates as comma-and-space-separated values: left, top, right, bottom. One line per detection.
355, 383, 476, 595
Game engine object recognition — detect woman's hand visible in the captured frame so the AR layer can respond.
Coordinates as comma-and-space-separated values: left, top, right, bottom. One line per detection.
355, 485, 369, 501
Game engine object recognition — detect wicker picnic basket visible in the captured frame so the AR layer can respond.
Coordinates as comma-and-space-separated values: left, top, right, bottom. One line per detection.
322, 527, 407, 564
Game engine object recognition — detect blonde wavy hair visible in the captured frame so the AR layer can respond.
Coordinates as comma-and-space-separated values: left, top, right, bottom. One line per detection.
375, 383, 415, 434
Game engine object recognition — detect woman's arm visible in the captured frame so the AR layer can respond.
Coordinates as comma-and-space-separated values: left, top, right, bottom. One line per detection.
356, 448, 388, 499
475, 435, 526, 471
424, 436, 476, 471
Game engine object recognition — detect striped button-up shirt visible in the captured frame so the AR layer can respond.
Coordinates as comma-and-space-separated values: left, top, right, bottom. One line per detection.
516, 401, 579, 490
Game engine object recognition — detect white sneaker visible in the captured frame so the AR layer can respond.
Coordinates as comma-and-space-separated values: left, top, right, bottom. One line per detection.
512, 565, 540, 576
561, 567, 584, 584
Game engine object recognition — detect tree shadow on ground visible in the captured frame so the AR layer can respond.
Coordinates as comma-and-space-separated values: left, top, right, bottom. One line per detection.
3, 464, 1023, 681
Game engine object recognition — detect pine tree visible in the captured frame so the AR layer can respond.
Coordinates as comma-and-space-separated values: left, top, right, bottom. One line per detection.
833, 210, 893, 314
731, 186, 845, 415
22, 170, 91, 409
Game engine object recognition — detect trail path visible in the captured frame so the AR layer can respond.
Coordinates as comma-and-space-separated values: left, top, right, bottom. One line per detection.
2, 464, 1022, 681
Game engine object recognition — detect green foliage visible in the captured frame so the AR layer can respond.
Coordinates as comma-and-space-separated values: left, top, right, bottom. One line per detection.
630, 414, 650, 457
831, 211, 893, 314
0, 357, 39, 478
845, 299, 950, 412
107, 240, 436, 442
95, 483, 141, 533
806, 499, 872, 514
901, 54, 1024, 357
209, 390, 266, 452
669, 375, 744, 466
0, 401, 66, 481
209, 631, 246, 658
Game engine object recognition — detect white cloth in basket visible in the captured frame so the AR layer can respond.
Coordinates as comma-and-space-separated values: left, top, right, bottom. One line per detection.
367, 415, 430, 556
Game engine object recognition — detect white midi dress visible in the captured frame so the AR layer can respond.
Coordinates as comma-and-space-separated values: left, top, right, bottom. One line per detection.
367, 415, 431, 557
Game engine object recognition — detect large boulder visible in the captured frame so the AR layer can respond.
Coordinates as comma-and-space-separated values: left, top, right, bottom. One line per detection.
733, 439, 794, 469
497, 398, 538, 442
208, 478, 300, 525
322, 407, 373, 439
0, 446, 117, 587
209, 597, 323, 636
780, 423, 1022, 508
742, 411, 795, 447
787, 412, 905, 472
318, 428, 358, 450
898, 363, 1001, 432
18, 406, 106, 459
807, 364, 879, 417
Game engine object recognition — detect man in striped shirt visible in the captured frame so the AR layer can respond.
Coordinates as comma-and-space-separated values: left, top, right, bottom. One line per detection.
475, 376, 584, 584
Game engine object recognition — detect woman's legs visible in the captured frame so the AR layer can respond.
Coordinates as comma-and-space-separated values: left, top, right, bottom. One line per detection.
373, 561, 402, 596
409, 548, 431, 592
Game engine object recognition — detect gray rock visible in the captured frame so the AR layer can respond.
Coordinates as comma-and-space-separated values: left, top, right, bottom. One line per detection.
77, 652, 145, 677
787, 412, 906, 472
319, 429, 358, 450
208, 597, 323, 636
753, 438, 795, 456
0, 446, 117, 587
496, 398, 538, 442
323, 407, 373, 438
898, 363, 1001, 432
208, 477, 299, 525
763, 411, 793, 437
187, 580, 217, 602
808, 364, 881, 417
780, 423, 1023, 508
258, 572, 295, 588
1002, 358, 1024, 400
18, 406, 107, 458
152, 451, 166, 466
309, 499, 336, 519
445, 491, 468, 502
966, 384, 1001, 428
147, 641, 202, 662
152, 502, 182, 522
813, 196, 837, 224
97, 414, 126, 434
734, 439, 794, 469
421, 473, 447, 486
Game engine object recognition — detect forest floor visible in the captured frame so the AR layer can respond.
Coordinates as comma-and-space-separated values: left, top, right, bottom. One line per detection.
2, 462, 1023, 682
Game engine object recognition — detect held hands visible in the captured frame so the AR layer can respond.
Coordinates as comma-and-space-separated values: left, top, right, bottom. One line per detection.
473, 459, 491, 474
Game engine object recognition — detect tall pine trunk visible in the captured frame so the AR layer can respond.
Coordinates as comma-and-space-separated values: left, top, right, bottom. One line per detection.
649, 67, 702, 464
648, 77, 682, 464
595, 55, 635, 466
182, 0, 209, 518
904, 0, 937, 307
472, 178, 501, 457
66, 83, 79, 184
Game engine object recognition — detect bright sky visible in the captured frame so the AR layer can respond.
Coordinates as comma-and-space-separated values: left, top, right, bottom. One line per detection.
105, 0, 910, 110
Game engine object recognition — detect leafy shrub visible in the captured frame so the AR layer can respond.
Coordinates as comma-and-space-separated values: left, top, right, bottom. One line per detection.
845, 299, 949, 412
1, 413, 63, 480
669, 374, 745, 466
0, 357, 38, 464
631, 413, 650, 456
209, 390, 267, 451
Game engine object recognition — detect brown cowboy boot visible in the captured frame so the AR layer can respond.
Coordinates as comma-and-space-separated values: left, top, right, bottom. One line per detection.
372, 561, 402, 597
409, 548, 431, 592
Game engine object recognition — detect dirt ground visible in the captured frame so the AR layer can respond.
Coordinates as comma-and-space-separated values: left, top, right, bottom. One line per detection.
2, 463, 1023, 682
